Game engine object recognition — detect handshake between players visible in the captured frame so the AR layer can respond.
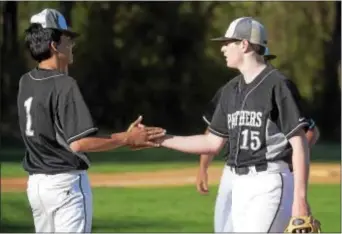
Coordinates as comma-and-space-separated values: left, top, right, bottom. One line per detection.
124, 115, 166, 148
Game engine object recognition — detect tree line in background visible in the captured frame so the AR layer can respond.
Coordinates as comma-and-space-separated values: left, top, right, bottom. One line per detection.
0, 1, 340, 145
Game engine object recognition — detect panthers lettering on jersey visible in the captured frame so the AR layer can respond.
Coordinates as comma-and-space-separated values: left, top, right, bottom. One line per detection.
208, 65, 309, 167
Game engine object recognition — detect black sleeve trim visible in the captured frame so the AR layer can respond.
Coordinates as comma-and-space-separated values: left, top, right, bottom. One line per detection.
67, 127, 99, 144
308, 119, 316, 130
202, 115, 211, 126
208, 126, 229, 138
285, 122, 309, 139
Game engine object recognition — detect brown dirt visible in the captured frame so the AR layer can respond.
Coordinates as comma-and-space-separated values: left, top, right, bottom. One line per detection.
1, 163, 340, 193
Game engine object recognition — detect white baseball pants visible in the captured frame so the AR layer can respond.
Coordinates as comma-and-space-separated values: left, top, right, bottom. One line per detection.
26, 170, 92, 232
214, 161, 294, 232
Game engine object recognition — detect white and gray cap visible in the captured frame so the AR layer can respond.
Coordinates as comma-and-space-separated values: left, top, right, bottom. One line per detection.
30, 8, 79, 38
211, 17, 267, 47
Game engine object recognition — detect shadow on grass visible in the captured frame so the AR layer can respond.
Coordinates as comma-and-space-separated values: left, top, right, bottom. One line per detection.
0, 221, 34, 233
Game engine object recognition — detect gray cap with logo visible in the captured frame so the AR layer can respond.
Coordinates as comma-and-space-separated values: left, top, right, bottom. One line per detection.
30, 8, 79, 38
211, 17, 267, 47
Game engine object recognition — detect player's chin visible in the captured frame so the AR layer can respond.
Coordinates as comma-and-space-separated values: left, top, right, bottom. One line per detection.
226, 61, 235, 68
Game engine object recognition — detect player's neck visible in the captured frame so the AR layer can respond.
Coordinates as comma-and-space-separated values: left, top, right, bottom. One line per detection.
38, 59, 57, 70
238, 57, 267, 84
38, 58, 67, 74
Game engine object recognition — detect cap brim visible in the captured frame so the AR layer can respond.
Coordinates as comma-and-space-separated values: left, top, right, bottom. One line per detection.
264, 54, 277, 60
210, 37, 237, 42
61, 29, 80, 38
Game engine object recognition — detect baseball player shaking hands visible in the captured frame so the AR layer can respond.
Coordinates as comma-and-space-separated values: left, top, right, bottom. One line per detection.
155, 17, 318, 232
197, 48, 320, 232
17, 9, 165, 233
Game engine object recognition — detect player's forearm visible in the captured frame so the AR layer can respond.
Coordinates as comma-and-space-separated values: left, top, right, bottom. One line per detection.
161, 134, 221, 155
289, 130, 310, 200
200, 154, 215, 169
70, 132, 128, 152
199, 128, 216, 168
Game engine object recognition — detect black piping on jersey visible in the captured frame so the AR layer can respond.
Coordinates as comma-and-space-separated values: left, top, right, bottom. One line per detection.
54, 119, 91, 167
67, 127, 98, 144
202, 115, 211, 126
234, 69, 277, 166
267, 173, 283, 233
78, 174, 87, 233
28, 72, 64, 80
210, 126, 229, 138
208, 103, 229, 138
285, 122, 309, 139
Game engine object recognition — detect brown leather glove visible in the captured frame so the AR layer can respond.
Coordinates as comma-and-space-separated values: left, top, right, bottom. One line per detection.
284, 216, 321, 233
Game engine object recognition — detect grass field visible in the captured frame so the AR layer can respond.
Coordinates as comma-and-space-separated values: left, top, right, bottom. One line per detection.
1, 143, 340, 232
1, 184, 340, 232
1, 143, 340, 178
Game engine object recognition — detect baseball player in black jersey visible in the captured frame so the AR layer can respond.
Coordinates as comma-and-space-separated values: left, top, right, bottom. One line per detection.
155, 17, 314, 232
17, 9, 165, 233
196, 49, 320, 232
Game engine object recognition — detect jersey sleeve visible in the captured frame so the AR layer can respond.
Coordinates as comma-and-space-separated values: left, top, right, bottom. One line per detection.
274, 79, 309, 139
202, 86, 223, 125
305, 118, 316, 130
58, 79, 98, 144
208, 92, 229, 138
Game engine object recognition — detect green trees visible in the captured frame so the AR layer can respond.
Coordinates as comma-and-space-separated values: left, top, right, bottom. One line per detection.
1, 2, 340, 141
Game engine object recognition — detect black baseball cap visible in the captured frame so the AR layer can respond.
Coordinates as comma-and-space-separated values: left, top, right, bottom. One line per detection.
30, 8, 79, 38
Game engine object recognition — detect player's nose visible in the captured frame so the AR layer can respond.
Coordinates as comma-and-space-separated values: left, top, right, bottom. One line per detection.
221, 45, 225, 53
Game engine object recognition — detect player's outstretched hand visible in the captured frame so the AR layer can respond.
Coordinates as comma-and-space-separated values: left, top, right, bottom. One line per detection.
126, 116, 166, 148
196, 167, 209, 195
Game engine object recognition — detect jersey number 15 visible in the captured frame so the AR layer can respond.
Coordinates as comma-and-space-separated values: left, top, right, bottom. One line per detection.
240, 129, 261, 151
24, 97, 34, 136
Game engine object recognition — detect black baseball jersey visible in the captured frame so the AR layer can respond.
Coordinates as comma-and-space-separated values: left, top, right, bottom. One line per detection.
203, 81, 316, 131
17, 68, 98, 174
208, 64, 310, 167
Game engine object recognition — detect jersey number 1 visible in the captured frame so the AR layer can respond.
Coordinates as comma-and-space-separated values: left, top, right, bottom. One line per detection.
24, 97, 34, 136
240, 129, 261, 151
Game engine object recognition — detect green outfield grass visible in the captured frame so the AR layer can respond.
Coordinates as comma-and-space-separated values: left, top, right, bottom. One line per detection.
1, 161, 225, 178
1, 143, 340, 178
1, 184, 340, 232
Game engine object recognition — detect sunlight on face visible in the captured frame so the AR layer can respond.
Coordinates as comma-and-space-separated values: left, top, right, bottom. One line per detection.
220, 40, 243, 69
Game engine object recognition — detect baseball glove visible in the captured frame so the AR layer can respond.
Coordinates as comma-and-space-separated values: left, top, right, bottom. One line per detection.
284, 216, 321, 233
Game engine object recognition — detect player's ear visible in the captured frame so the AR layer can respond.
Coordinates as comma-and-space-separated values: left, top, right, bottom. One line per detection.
50, 41, 59, 54
241, 40, 249, 53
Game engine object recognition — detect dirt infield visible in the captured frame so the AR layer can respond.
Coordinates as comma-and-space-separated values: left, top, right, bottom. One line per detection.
1, 163, 340, 192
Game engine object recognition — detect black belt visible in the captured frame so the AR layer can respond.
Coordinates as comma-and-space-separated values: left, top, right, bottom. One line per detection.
229, 163, 268, 175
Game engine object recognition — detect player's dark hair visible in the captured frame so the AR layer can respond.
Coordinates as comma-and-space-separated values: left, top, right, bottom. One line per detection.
24, 23, 62, 62
250, 43, 266, 56
234, 40, 266, 56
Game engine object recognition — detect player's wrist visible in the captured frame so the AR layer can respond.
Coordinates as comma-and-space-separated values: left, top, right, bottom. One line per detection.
293, 189, 308, 202
111, 132, 129, 146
